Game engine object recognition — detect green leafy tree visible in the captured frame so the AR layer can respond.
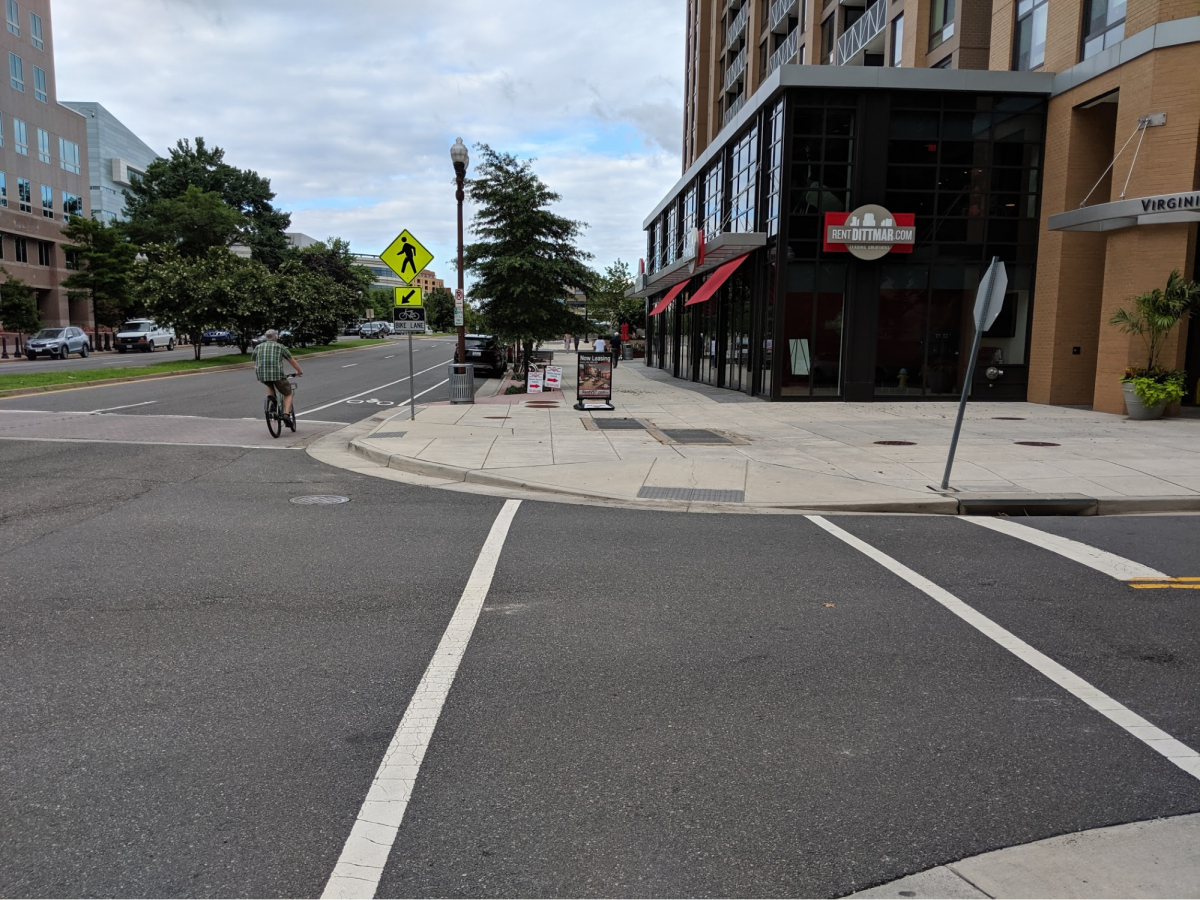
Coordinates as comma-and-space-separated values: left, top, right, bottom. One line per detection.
367, 288, 393, 322
125, 184, 247, 260
134, 246, 228, 359
296, 237, 373, 330
0, 267, 41, 335
425, 286, 455, 332
61, 216, 140, 329
275, 259, 360, 347
463, 145, 593, 380
588, 259, 642, 333
124, 137, 291, 268
207, 254, 276, 354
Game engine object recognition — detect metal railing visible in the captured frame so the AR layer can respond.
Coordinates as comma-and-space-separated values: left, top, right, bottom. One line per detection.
767, 28, 799, 74
724, 45, 747, 92
770, 0, 799, 31
726, 2, 749, 48
723, 93, 747, 128
836, 0, 886, 64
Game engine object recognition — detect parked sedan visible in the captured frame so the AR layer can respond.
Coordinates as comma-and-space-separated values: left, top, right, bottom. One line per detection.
202, 328, 239, 346
249, 329, 293, 348
359, 321, 390, 338
25, 326, 91, 360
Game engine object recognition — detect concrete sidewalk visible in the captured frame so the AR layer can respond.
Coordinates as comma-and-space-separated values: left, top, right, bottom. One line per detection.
847, 812, 1200, 898
346, 353, 1200, 514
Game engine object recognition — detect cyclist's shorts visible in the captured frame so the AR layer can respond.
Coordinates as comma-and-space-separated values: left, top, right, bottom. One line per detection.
266, 378, 293, 397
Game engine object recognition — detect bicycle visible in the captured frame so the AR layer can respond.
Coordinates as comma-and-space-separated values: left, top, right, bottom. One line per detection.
264, 373, 300, 438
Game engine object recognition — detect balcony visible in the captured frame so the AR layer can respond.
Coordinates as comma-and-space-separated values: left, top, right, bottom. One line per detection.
726, 2, 749, 48
770, 0, 799, 33
724, 45, 747, 92
767, 28, 799, 74
723, 92, 747, 128
836, 0, 886, 65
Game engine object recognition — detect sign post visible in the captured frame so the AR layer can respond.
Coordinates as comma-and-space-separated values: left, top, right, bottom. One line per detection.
940, 257, 1008, 490
574, 352, 615, 411
382, 229, 434, 422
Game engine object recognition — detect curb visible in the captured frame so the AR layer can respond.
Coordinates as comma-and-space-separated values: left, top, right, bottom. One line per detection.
0, 340, 393, 399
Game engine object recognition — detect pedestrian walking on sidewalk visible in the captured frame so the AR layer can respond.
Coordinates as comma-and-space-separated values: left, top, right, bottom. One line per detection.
563, 333, 571, 351
573, 335, 580, 351
593, 335, 606, 354
610, 335, 621, 368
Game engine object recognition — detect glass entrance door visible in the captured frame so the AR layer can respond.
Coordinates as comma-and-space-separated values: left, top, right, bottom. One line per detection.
781, 263, 846, 397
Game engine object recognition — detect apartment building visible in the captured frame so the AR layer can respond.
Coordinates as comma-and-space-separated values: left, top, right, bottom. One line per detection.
0, 0, 89, 328
650, 0, 1198, 412
60, 101, 159, 223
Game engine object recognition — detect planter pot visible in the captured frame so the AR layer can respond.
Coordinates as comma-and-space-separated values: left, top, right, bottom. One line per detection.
1164, 400, 1182, 418
1122, 382, 1166, 420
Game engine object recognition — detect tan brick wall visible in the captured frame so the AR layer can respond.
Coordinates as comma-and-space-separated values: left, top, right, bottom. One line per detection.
1042, 0, 1087, 73
1127, 0, 1200, 37
989, 0, 1017, 69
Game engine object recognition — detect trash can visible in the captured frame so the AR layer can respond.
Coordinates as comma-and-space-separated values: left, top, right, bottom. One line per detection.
447, 363, 475, 404
623, 346, 632, 360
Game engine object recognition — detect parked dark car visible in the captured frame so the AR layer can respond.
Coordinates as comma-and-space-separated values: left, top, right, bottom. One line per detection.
25, 326, 91, 360
359, 321, 390, 338
464, 334, 507, 377
202, 328, 239, 346
250, 329, 293, 348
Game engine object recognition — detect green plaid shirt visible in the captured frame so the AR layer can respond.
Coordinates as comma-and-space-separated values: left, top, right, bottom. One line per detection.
252, 341, 293, 383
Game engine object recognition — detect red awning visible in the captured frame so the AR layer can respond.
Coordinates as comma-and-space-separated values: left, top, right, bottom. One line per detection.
649, 277, 690, 316
684, 254, 749, 306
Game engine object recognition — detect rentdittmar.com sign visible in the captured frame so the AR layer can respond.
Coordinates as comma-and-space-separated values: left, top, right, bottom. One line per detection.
824, 204, 915, 260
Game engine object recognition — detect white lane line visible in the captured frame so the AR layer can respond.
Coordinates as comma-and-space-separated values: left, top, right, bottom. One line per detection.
342, 364, 358, 368
807, 515, 1200, 782
384, 355, 394, 359
964, 517, 1169, 581
90, 400, 158, 414
379, 379, 450, 422
322, 499, 522, 899
296, 359, 453, 417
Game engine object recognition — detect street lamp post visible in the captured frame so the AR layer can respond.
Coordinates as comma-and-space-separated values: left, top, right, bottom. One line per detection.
450, 137, 469, 365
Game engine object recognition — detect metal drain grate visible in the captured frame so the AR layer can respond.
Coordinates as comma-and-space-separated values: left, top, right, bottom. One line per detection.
660, 428, 733, 444
290, 495, 351, 505
993, 416, 1026, 420
593, 418, 646, 430
638, 486, 745, 502
372, 431, 408, 439
874, 440, 915, 446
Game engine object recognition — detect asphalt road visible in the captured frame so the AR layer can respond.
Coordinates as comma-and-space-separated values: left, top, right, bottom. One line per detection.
0, 336, 463, 424
0, 341, 246, 374
1, 429, 1198, 897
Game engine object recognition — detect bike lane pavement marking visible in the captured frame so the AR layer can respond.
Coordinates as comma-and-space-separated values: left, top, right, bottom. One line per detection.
322, 498, 522, 899
808, 515, 1200, 782
963, 517, 1169, 581
297, 359, 453, 417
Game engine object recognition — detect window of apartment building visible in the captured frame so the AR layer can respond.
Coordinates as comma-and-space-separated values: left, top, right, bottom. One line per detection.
681, 184, 698, 255
930, 0, 955, 49
891, 14, 904, 65
665, 204, 678, 266
931, 53, 953, 67
1082, 0, 1125, 60
33, 64, 45, 101
0, 234, 4, 258
59, 137, 80, 173
29, 10, 41, 49
821, 16, 835, 64
0, 111, 4, 147
1013, 0, 1048, 69
37, 239, 51, 266
729, 125, 759, 233
0, 171, 6, 207
14, 235, 27, 262
36, 127, 49, 163
9, 51, 23, 90
765, 100, 784, 237
16, 176, 30, 212
40, 183, 52, 218
5, 0, 18, 35
14, 117, 27, 154
652, 218, 664, 272
703, 159, 724, 237
62, 191, 82, 221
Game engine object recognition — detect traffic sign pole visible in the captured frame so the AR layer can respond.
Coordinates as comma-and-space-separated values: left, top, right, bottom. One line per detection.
408, 332, 416, 420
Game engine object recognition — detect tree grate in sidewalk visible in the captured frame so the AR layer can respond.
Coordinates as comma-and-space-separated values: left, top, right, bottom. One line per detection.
372, 431, 408, 439
593, 418, 646, 430
638, 486, 745, 502
660, 428, 733, 444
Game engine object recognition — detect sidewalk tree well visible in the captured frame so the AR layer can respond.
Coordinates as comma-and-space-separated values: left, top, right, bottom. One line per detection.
463, 144, 593, 382
61, 215, 140, 329
124, 137, 292, 269
0, 267, 41, 335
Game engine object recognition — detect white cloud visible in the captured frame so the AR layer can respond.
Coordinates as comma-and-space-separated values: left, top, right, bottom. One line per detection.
52, 0, 684, 281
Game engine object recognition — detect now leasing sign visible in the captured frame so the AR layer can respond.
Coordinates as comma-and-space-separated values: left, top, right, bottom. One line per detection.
824, 205, 915, 260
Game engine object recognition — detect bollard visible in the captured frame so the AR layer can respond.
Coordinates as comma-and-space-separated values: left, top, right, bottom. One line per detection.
104, 332, 111, 351
1, 336, 7, 359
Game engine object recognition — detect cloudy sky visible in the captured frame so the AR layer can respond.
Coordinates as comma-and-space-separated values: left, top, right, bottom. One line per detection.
52, 0, 684, 281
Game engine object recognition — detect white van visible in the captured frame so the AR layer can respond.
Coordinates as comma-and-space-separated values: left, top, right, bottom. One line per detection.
115, 319, 176, 353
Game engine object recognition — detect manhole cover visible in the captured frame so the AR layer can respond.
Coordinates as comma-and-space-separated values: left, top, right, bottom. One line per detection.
993, 416, 1026, 420
372, 431, 408, 439
661, 428, 733, 444
290, 495, 351, 505
594, 418, 645, 430
1014, 441, 1060, 447
874, 440, 916, 446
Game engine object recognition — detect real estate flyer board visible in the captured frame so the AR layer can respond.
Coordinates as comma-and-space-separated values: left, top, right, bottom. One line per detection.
575, 352, 614, 410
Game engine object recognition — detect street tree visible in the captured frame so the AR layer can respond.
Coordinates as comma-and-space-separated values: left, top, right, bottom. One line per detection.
295, 237, 373, 330
61, 216, 140, 329
463, 144, 592, 380
125, 185, 247, 260
124, 137, 292, 268
134, 246, 228, 358
275, 259, 359, 346
425, 287, 455, 332
0, 267, 41, 336
587, 259, 642, 334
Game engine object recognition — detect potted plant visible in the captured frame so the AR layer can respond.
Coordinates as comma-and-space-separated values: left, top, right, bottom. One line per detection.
1109, 270, 1200, 420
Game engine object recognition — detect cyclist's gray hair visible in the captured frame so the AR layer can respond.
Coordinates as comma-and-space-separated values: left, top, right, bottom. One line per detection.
265, 329, 279, 341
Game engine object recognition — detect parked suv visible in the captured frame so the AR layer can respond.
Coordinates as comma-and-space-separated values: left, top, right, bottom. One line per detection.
25, 326, 91, 360
115, 319, 175, 353
464, 334, 507, 377
359, 321, 390, 338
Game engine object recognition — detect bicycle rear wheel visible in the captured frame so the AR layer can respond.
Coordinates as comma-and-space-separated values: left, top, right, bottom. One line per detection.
265, 395, 282, 438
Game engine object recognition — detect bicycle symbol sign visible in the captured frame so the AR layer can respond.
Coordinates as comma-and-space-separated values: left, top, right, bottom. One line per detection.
396, 309, 424, 321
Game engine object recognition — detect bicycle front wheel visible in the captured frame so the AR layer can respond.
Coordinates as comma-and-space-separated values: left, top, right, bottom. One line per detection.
265, 396, 282, 438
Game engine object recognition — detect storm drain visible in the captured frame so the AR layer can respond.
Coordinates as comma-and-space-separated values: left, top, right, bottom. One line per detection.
660, 428, 733, 444
371, 431, 408, 439
290, 495, 351, 505
638, 486, 745, 503
593, 418, 646, 430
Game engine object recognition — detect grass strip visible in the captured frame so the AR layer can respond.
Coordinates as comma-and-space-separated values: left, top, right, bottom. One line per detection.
0, 340, 390, 391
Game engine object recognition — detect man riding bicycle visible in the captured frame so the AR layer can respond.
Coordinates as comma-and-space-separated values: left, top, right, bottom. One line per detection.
253, 329, 303, 423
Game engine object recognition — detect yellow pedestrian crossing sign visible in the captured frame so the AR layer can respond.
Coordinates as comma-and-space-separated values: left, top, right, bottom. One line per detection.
381, 229, 433, 283
395, 286, 423, 308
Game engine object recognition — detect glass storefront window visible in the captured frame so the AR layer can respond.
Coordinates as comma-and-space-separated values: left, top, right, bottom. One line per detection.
730, 126, 758, 233
782, 263, 846, 397
876, 266, 928, 396
765, 101, 784, 238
